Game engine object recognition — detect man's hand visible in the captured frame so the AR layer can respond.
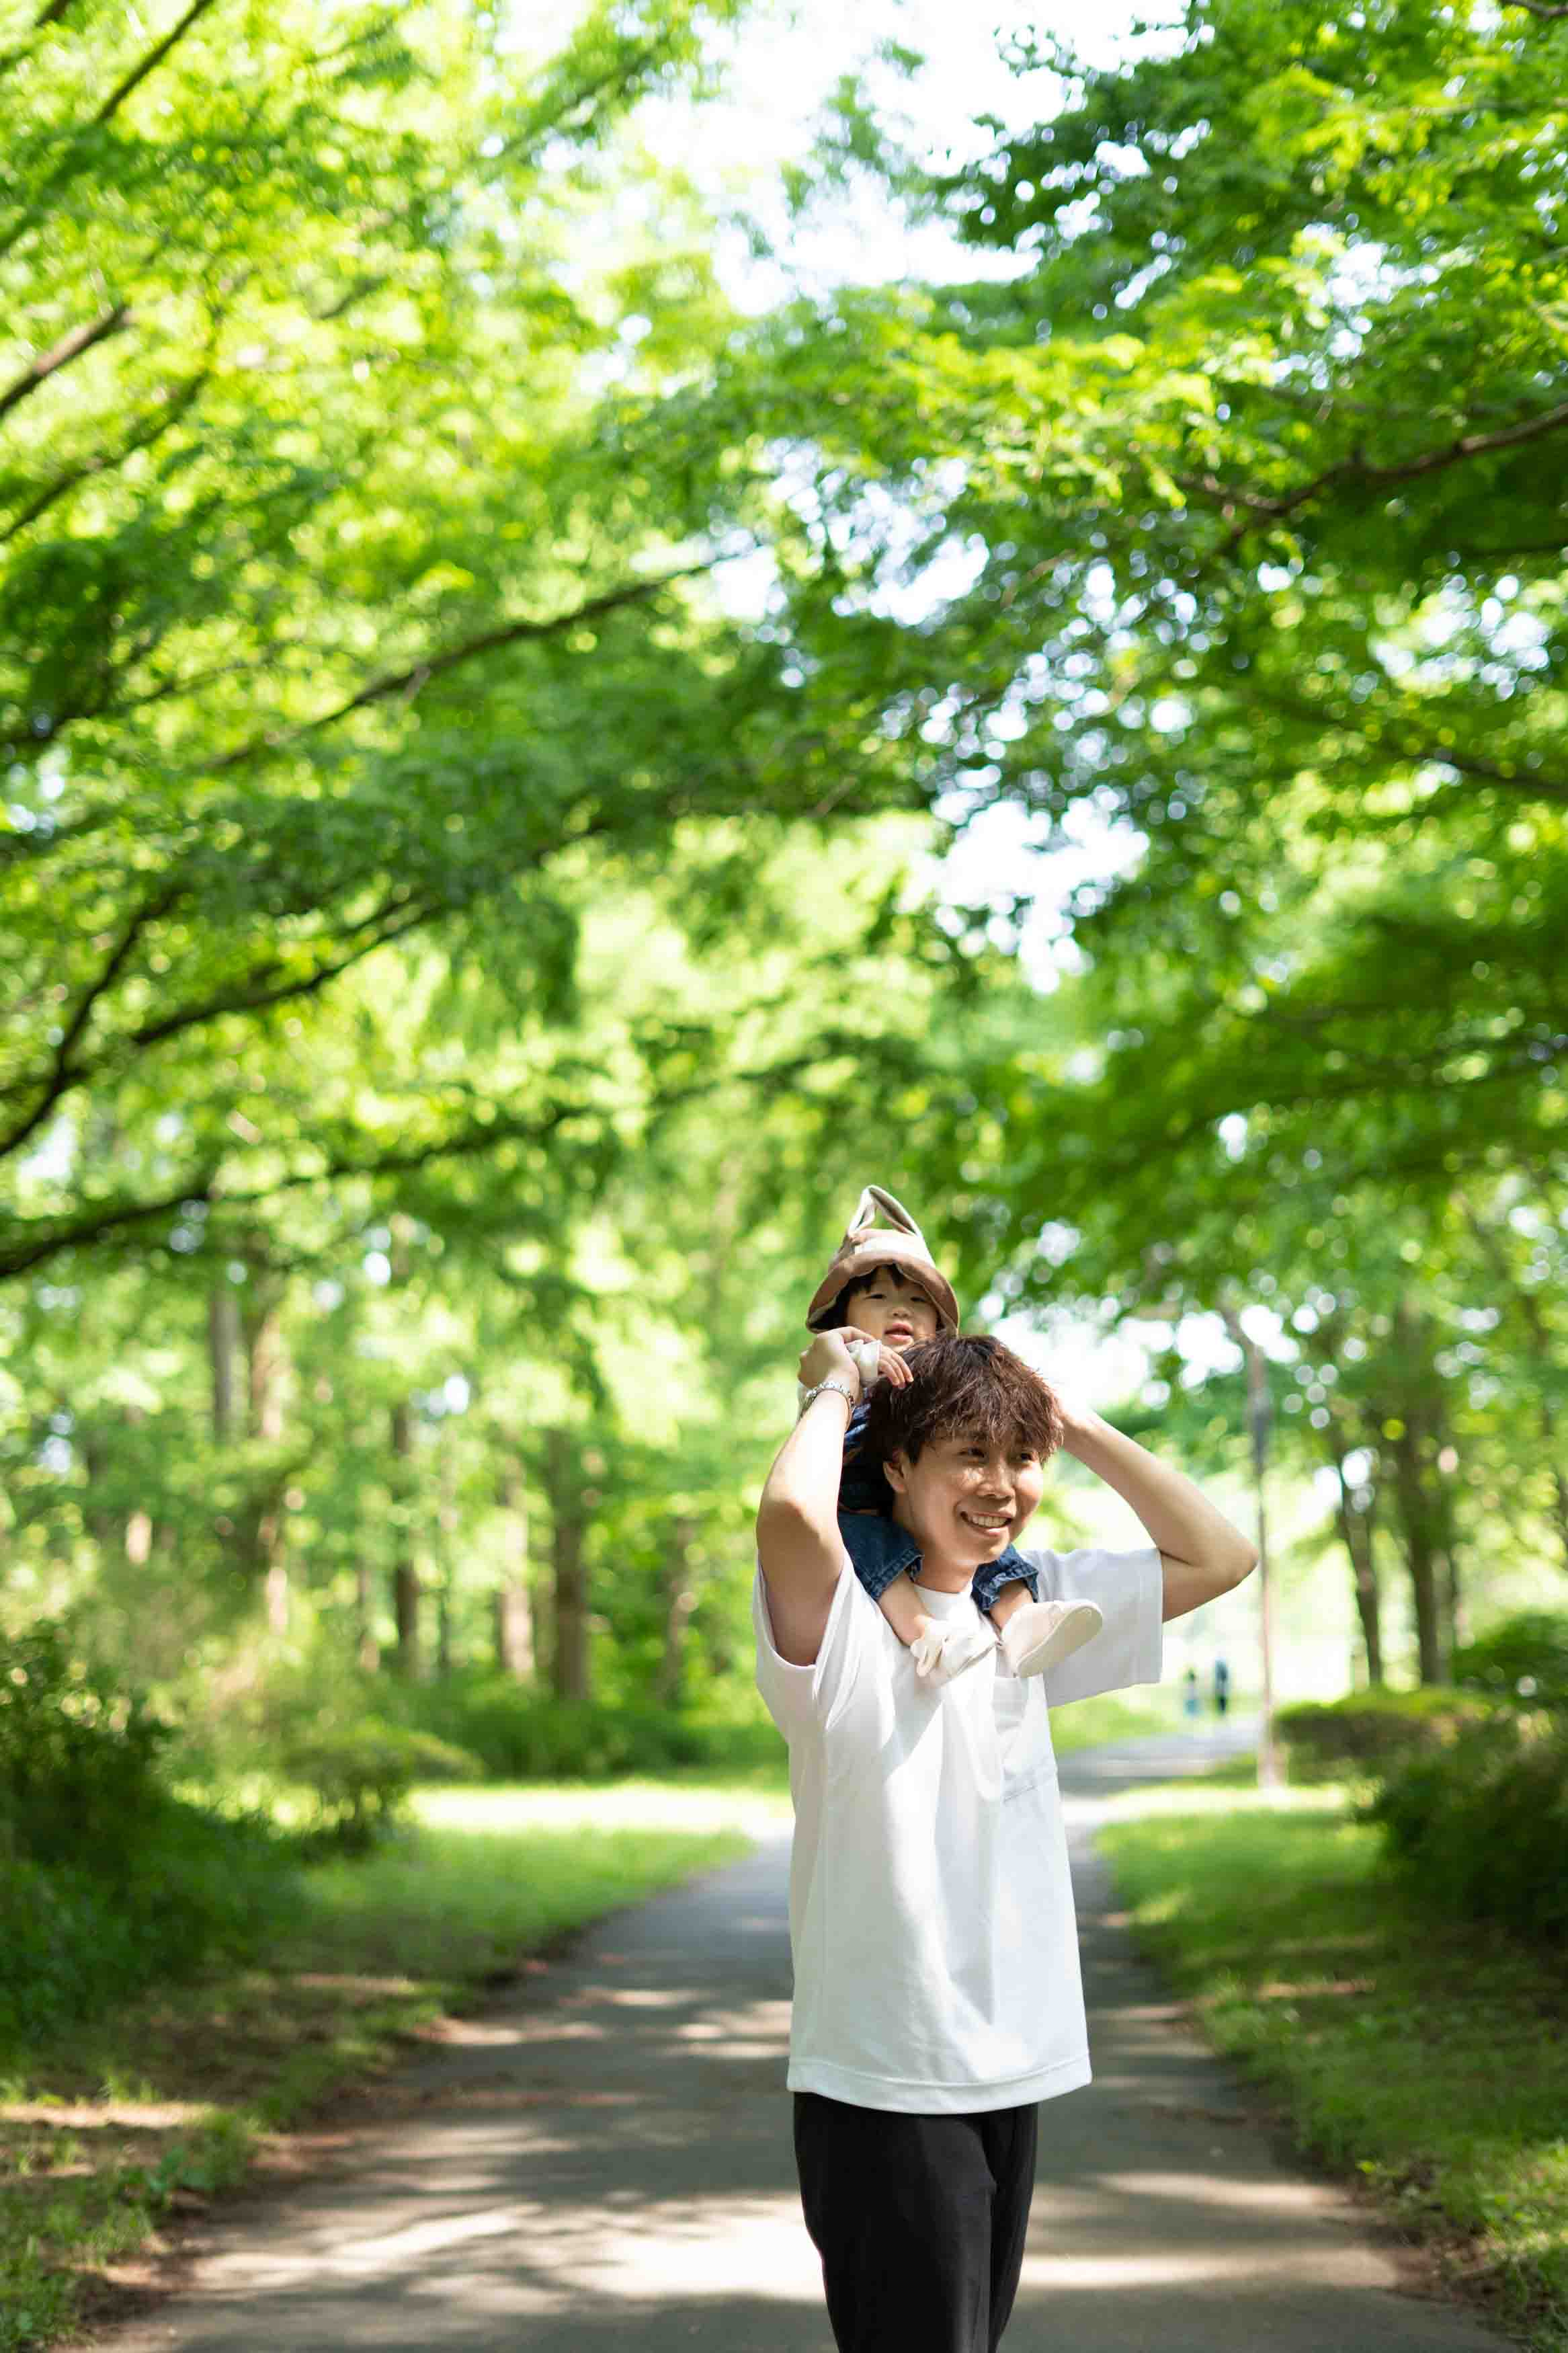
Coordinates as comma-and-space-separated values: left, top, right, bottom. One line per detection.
1052, 1398, 1257, 1621
1054, 1393, 1093, 1453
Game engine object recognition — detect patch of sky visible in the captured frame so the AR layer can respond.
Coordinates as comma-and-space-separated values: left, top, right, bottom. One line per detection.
924, 793, 1145, 992
16, 1117, 76, 1187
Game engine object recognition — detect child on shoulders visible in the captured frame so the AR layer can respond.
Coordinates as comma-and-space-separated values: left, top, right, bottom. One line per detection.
798, 1185, 1103, 1685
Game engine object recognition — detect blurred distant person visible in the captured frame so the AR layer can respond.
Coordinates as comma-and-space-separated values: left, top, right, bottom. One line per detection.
1212, 1655, 1231, 1718
1183, 1663, 1200, 1720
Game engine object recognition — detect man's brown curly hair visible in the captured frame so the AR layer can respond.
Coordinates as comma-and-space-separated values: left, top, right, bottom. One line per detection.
856, 1333, 1065, 1486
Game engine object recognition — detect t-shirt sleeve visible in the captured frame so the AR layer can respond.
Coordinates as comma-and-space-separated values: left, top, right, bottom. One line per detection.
1021, 1543, 1164, 1706
753, 1556, 874, 1742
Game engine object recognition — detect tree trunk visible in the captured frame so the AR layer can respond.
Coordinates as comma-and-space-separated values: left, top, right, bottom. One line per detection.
356, 1562, 380, 1673
390, 1399, 421, 1676
1329, 1449, 1383, 1685
79, 1427, 116, 1552
244, 1287, 288, 1630
246, 1302, 286, 1443
545, 1429, 589, 1702
122, 1400, 151, 1564
494, 1465, 535, 1679
1388, 1421, 1444, 1685
1442, 1546, 1462, 1664
658, 1514, 699, 1710
208, 1282, 239, 1444
1459, 1194, 1568, 1572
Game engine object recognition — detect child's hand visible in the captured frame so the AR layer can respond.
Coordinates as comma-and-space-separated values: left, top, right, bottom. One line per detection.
798, 1330, 863, 1394
839, 1326, 914, 1388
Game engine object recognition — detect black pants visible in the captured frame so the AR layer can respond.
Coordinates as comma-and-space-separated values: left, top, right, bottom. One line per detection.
793, 2091, 1038, 2353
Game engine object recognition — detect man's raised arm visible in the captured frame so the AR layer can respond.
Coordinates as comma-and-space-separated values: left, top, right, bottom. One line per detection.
756, 1331, 864, 1667
1059, 1402, 1258, 1622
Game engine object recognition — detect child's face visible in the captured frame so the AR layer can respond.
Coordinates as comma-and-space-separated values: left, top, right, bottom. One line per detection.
844, 1269, 941, 1351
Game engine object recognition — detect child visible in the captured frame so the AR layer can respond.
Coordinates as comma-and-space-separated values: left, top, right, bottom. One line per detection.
799, 1185, 1103, 1685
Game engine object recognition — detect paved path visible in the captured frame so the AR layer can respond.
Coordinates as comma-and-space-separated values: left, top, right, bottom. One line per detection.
106, 1730, 1506, 2352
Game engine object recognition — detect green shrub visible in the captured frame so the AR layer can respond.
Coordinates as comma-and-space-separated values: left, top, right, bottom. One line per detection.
388, 1677, 781, 1781
1368, 1712, 1568, 1948
0, 1803, 296, 2052
1451, 1610, 1568, 1712
183, 1649, 484, 1847
1276, 1687, 1495, 1781
0, 1621, 300, 2052
0, 1619, 171, 1872
277, 1718, 480, 1851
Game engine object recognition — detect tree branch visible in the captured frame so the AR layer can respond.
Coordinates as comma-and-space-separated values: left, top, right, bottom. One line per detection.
125, 894, 431, 1052
0, 365, 210, 546
0, 0, 78, 75
207, 565, 710, 773
0, 886, 437, 1164
0, 1174, 218, 1280
89, 0, 223, 130
0, 883, 183, 1160
0, 1097, 593, 1280
1235, 682, 1568, 807
0, 304, 131, 424
1173, 396, 1568, 546
0, 0, 223, 265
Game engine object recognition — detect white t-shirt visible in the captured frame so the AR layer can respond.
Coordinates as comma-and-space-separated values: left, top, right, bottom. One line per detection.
753, 1544, 1163, 2115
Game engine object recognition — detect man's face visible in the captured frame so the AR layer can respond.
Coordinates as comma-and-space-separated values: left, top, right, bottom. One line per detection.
882, 1426, 1045, 1570
843, 1269, 940, 1351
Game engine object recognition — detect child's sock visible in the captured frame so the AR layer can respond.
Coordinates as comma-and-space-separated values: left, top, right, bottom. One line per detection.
910, 1618, 997, 1685
999, 1598, 1104, 1679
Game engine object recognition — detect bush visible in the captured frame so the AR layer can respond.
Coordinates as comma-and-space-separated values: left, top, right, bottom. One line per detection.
388, 1676, 782, 1781
0, 1620, 300, 2051
0, 1618, 172, 1872
1277, 1687, 1495, 1781
1451, 1610, 1568, 1713
1368, 1712, 1568, 1949
0, 1806, 296, 2051
276, 1718, 480, 1851
183, 1649, 485, 1848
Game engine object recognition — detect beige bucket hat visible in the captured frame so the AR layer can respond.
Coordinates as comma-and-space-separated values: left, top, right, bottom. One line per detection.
804, 1184, 960, 1332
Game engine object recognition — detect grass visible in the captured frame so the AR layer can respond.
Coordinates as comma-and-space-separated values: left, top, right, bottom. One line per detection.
1048, 1680, 1192, 1753
1099, 1790, 1568, 2351
0, 1779, 780, 2352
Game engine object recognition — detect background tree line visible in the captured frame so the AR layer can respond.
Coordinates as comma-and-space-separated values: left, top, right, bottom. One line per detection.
2, 0, 1565, 1786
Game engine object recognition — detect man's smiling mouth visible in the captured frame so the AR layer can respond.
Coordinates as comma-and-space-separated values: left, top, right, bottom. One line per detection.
960, 1511, 1012, 1532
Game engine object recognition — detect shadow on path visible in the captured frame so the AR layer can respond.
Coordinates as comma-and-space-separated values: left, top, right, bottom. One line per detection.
106, 1729, 1507, 2353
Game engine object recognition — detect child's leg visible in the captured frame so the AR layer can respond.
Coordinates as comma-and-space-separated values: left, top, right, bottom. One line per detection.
877, 1570, 994, 1683
989, 1582, 1030, 1634
877, 1570, 934, 1650
979, 1565, 1103, 1680
837, 1445, 991, 1686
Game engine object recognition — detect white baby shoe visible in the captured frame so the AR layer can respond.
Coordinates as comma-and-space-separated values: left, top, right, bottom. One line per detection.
910, 1620, 998, 1685
999, 1599, 1104, 1679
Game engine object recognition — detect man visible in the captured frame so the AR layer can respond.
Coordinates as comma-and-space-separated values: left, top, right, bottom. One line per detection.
754, 1325, 1257, 2353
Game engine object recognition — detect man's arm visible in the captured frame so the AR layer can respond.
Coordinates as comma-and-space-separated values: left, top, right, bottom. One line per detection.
1059, 1404, 1257, 1622
757, 1331, 862, 1667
